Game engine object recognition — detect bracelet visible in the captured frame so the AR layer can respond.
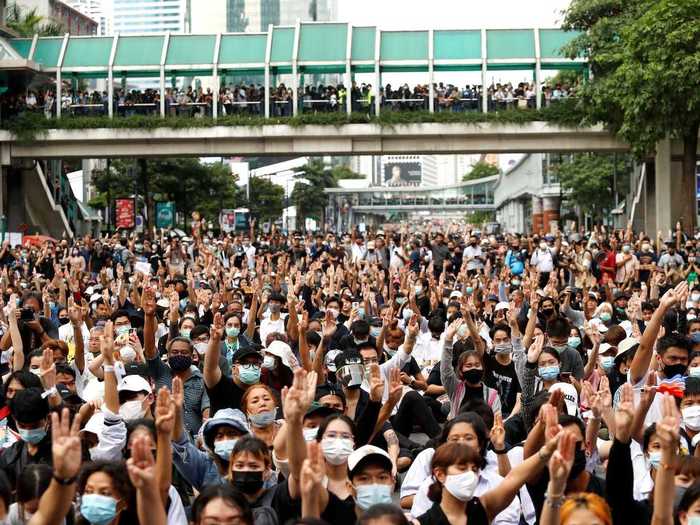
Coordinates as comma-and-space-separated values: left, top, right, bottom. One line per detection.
544, 492, 565, 508
103, 365, 114, 373
41, 386, 57, 399
52, 473, 77, 485
494, 448, 508, 455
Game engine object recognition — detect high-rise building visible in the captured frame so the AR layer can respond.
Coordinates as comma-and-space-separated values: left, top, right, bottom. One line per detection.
17, 0, 98, 34
111, 0, 190, 34
64, 0, 109, 34
220, 0, 337, 33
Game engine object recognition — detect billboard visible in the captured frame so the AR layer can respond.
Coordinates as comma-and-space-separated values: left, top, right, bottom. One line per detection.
155, 202, 175, 229
383, 161, 422, 186
220, 208, 250, 233
115, 198, 135, 229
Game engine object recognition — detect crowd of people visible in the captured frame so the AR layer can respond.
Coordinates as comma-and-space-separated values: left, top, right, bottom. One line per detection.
0, 217, 695, 525
0, 80, 575, 120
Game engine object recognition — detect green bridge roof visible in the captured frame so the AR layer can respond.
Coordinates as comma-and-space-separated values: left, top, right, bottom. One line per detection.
10, 24, 584, 78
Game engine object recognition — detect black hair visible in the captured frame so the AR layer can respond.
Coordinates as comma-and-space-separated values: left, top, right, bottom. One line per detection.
17, 464, 52, 503
358, 504, 409, 525
3, 370, 42, 393
125, 419, 156, 455
428, 316, 444, 334
687, 377, 700, 397
657, 333, 692, 356
190, 324, 210, 340
539, 347, 561, 364
643, 423, 657, 453
21, 291, 43, 310
351, 320, 370, 338
546, 316, 570, 339
489, 323, 511, 340
191, 485, 254, 525
55, 364, 77, 378
306, 330, 322, 348
678, 479, 700, 515
78, 461, 135, 510
558, 414, 585, 441
459, 399, 494, 431
316, 413, 356, 443
110, 309, 132, 323
231, 435, 271, 467
434, 412, 488, 468
456, 350, 483, 379
9, 387, 49, 424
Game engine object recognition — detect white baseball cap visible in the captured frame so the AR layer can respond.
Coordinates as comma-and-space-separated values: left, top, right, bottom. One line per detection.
348, 445, 393, 477
117, 374, 152, 394
494, 301, 510, 312
550, 382, 579, 416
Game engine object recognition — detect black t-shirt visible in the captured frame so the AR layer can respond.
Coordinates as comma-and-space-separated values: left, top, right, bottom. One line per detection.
321, 492, 357, 525
484, 353, 521, 416
460, 383, 487, 410
402, 356, 421, 377
206, 375, 245, 414
418, 499, 488, 525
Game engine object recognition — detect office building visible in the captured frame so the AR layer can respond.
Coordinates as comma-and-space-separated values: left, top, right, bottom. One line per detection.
204, 0, 339, 33
64, 0, 109, 35
111, 0, 190, 34
17, 0, 98, 34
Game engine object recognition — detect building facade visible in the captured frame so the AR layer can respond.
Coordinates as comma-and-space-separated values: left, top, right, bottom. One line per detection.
222, 0, 337, 33
18, 0, 98, 34
111, 0, 190, 34
494, 153, 563, 234
64, 0, 109, 35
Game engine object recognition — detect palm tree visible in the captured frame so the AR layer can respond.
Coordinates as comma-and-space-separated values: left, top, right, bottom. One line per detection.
5, 2, 63, 36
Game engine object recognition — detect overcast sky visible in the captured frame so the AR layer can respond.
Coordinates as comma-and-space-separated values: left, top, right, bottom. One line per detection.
336, 0, 571, 29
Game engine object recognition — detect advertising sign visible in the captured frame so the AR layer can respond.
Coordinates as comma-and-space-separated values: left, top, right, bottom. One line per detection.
115, 198, 135, 229
155, 202, 175, 229
383, 161, 422, 186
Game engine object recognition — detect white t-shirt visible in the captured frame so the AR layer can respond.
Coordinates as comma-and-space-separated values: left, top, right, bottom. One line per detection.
464, 245, 484, 271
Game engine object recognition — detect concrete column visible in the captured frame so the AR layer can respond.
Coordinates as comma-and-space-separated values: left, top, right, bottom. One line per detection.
532, 195, 543, 234
542, 196, 561, 234
655, 138, 674, 235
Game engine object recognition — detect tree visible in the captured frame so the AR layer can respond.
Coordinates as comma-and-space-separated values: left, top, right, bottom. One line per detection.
562, 0, 700, 230
90, 158, 244, 233
553, 153, 631, 223
462, 161, 499, 182
291, 160, 337, 230
247, 177, 284, 224
6, 3, 63, 36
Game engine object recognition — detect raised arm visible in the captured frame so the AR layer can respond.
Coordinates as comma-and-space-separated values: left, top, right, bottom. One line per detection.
100, 321, 120, 415
127, 434, 167, 525
68, 300, 85, 374
7, 296, 24, 371
651, 394, 681, 525
154, 386, 175, 505
440, 318, 463, 397
630, 281, 686, 384
203, 313, 224, 389
142, 286, 158, 360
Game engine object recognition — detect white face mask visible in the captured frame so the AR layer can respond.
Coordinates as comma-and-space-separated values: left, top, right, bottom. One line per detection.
321, 437, 354, 465
303, 427, 319, 442
444, 470, 479, 502
683, 405, 700, 431
119, 399, 147, 422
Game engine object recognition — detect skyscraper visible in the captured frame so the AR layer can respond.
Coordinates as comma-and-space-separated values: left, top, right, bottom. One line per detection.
224, 0, 337, 33
111, 0, 190, 34
64, 0, 109, 35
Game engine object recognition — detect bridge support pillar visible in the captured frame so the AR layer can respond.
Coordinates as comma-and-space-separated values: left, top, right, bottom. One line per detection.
542, 196, 560, 234
654, 137, 692, 235
531, 195, 543, 235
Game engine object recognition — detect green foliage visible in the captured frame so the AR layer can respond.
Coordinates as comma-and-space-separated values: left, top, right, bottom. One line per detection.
465, 210, 495, 226
331, 165, 364, 180
247, 177, 285, 224
91, 158, 244, 229
5, 3, 63, 36
463, 161, 499, 182
1, 100, 590, 144
553, 153, 631, 221
562, 0, 700, 158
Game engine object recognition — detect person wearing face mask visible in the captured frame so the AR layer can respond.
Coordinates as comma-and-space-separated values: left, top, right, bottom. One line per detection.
242, 384, 280, 448
418, 436, 558, 525
0, 388, 52, 488
116, 375, 154, 424
7, 464, 60, 525
530, 236, 559, 288
259, 293, 286, 348
76, 461, 139, 525
482, 323, 524, 419
441, 319, 502, 420
220, 313, 251, 368
172, 405, 252, 490
607, 337, 639, 398
313, 413, 357, 507
262, 340, 296, 392
680, 379, 700, 456
629, 282, 692, 426
521, 339, 563, 430
544, 317, 584, 380
203, 312, 267, 415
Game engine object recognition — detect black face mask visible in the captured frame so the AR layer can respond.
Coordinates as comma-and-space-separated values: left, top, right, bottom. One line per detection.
569, 447, 587, 480
232, 470, 264, 494
58, 317, 70, 325
168, 355, 192, 372
663, 363, 687, 379
462, 368, 483, 385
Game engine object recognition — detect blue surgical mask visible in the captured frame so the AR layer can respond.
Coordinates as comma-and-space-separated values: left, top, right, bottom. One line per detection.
370, 327, 382, 338
567, 336, 581, 349
354, 483, 393, 510
238, 364, 261, 385
226, 326, 240, 338
689, 366, 700, 378
538, 365, 560, 381
18, 427, 46, 444
600, 356, 615, 371
80, 494, 118, 525
648, 451, 662, 470
249, 409, 276, 428
214, 438, 238, 461
691, 332, 700, 344
599, 312, 612, 322
115, 325, 130, 338
402, 308, 413, 322
180, 328, 191, 339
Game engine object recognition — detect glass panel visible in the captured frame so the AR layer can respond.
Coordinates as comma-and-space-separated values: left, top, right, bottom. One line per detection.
298, 23, 347, 63
166, 35, 216, 66
114, 36, 164, 67
486, 29, 535, 59
270, 27, 294, 63
219, 34, 267, 64
434, 30, 481, 60
380, 31, 428, 61
9, 39, 32, 58
351, 27, 375, 62
63, 37, 112, 68
33, 38, 63, 68
539, 29, 582, 59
